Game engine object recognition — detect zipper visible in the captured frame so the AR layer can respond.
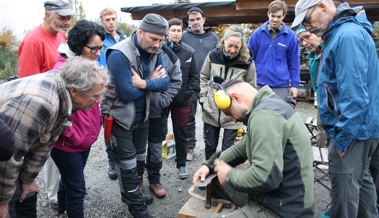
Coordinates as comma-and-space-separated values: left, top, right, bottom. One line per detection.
324, 84, 340, 119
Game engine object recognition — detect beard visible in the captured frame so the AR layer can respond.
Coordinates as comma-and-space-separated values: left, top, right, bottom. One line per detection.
308, 13, 330, 37
50, 19, 70, 34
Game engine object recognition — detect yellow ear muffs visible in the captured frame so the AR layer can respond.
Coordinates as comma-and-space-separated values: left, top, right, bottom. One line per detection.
214, 90, 232, 110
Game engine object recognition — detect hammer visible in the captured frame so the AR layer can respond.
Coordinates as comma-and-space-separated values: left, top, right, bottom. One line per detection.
212, 198, 232, 214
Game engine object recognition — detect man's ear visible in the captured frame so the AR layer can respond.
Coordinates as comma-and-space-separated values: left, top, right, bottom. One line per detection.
230, 93, 240, 103
319, 3, 327, 12
203, 17, 206, 23
282, 13, 286, 19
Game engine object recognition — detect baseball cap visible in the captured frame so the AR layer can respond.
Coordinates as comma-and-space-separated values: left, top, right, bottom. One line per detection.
44, 0, 75, 16
291, 0, 323, 28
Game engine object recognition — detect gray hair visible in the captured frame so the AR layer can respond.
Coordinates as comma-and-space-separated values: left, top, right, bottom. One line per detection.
60, 56, 109, 93
44, 10, 55, 21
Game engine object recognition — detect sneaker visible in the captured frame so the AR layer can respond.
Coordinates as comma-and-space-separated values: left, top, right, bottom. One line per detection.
50, 201, 58, 210
178, 167, 188, 179
56, 212, 67, 218
108, 164, 117, 180
186, 148, 194, 161
149, 183, 166, 199
321, 204, 332, 218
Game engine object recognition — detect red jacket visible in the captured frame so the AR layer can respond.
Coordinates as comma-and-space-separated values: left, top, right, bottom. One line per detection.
52, 53, 102, 153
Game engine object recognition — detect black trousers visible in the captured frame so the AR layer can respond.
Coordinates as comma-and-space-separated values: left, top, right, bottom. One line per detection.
203, 122, 237, 160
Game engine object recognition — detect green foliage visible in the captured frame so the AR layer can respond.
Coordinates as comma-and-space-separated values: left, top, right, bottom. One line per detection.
0, 27, 18, 80
117, 20, 138, 36
68, 0, 86, 27
212, 23, 260, 43
373, 22, 379, 58
0, 47, 18, 80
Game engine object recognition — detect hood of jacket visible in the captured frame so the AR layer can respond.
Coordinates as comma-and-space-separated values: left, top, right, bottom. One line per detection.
185, 26, 215, 38
326, 3, 372, 37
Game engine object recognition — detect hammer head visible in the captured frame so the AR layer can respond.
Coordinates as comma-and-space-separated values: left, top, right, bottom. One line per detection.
211, 198, 232, 208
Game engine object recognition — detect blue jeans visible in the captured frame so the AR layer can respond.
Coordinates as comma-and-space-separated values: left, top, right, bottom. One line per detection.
51, 148, 90, 218
110, 120, 149, 217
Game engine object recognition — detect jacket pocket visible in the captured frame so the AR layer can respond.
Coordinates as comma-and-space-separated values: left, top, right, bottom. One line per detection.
324, 84, 339, 118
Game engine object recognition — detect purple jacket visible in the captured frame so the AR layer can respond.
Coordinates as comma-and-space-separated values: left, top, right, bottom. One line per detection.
52, 54, 102, 153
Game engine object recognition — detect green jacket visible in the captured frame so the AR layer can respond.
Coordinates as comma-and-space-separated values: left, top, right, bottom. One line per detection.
216, 86, 314, 217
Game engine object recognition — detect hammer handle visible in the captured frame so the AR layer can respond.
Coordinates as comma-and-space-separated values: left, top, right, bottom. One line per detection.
213, 203, 223, 214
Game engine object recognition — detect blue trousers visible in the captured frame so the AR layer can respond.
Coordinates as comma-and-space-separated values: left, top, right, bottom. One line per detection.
51, 148, 90, 218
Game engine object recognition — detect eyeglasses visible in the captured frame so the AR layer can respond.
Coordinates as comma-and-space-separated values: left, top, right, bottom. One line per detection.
85, 44, 106, 54
298, 34, 311, 45
302, 5, 317, 27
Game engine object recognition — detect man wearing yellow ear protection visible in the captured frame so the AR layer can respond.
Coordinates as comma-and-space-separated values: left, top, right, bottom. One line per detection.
194, 80, 314, 218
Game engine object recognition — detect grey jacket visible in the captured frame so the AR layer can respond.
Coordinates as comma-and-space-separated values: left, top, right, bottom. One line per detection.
101, 33, 166, 130
149, 44, 182, 118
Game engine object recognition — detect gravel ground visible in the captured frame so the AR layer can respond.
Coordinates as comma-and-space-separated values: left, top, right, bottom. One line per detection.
35, 101, 331, 218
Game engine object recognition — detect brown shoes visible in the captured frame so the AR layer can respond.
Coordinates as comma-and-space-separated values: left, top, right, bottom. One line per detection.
149, 183, 166, 199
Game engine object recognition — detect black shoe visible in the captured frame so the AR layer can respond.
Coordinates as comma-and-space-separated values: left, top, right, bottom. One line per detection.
122, 195, 153, 205
134, 213, 154, 218
108, 165, 117, 180
144, 194, 153, 205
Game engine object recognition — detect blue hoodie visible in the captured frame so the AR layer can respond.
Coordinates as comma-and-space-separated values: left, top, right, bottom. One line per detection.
318, 3, 379, 152
248, 21, 300, 88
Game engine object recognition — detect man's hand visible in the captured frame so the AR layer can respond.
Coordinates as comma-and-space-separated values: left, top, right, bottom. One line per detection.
289, 87, 298, 98
0, 203, 9, 218
149, 65, 166, 80
214, 160, 233, 187
336, 148, 346, 157
20, 180, 39, 203
192, 165, 210, 184
131, 68, 146, 89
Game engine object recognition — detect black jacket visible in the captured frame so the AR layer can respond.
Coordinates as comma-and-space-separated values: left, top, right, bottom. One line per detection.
166, 41, 199, 106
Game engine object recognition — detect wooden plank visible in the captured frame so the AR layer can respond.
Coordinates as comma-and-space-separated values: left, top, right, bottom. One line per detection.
320, 148, 329, 164
312, 146, 322, 163
305, 117, 313, 125
312, 118, 318, 127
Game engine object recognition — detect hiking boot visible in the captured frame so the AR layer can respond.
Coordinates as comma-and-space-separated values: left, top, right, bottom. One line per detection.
144, 194, 154, 205
149, 183, 166, 199
108, 164, 117, 180
178, 167, 188, 179
186, 148, 194, 161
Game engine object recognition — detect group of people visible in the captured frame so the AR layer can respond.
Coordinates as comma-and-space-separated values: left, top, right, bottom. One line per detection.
1, 0, 379, 218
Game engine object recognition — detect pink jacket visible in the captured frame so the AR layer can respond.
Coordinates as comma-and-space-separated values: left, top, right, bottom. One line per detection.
52, 50, 102, 153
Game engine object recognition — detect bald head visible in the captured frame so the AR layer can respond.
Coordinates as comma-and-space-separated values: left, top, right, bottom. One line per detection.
219, 80, 258, 124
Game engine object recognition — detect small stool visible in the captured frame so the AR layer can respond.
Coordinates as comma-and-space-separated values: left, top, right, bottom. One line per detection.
305, 117, 318, 144
312, 146, 331, 192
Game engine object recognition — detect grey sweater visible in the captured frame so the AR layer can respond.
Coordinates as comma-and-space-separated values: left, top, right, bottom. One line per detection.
182, 27, 218, 90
